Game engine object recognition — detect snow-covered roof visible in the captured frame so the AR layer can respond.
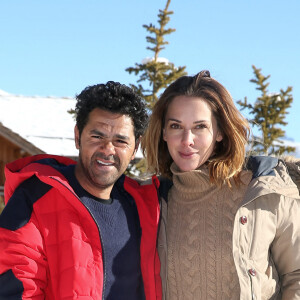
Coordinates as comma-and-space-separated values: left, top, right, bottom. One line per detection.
0, 89, 144, 158
0, 89, 78, 157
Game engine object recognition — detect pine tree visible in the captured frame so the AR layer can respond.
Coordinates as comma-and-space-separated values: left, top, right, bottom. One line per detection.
126, 0, 187, 110
237, 65, 295, 156
125, 0, 187, 177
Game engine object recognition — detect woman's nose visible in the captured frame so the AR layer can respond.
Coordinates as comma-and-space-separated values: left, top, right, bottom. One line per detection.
181, 129, 194, 146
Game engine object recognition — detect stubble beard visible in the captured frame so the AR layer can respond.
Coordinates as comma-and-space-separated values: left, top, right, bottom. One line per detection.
79, 153, 122, 191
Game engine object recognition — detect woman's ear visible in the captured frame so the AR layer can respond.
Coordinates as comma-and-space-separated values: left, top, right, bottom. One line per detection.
163, 128, 167, 141
216, 131, 223, 142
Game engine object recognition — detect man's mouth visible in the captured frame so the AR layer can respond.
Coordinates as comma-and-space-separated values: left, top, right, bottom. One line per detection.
96, 160, 114, 166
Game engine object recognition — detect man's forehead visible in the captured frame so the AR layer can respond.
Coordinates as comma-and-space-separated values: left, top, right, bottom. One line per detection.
92, 120, 133, 132
87, 109, 135, 135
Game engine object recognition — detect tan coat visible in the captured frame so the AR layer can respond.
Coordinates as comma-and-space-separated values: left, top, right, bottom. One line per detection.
158, 157, 300, 300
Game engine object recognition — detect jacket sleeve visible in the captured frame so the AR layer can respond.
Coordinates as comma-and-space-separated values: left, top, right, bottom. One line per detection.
0, 176, 51, 299
271, 195, 300, 299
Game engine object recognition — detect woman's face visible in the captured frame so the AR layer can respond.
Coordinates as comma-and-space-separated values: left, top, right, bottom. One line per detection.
163, 96, 223, 172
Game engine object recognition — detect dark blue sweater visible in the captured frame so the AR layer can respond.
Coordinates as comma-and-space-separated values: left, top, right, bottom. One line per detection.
62, 165, 145, 300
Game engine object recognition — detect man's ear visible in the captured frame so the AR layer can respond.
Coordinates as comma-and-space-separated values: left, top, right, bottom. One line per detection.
74, 125, 80, 149
131, 137, 141, 160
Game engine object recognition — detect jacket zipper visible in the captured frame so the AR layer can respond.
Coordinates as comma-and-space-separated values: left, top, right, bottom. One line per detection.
154, 177, 163, 300
247, 272, 256, 300
50, 177, 106, 300
154, 178, 162, 244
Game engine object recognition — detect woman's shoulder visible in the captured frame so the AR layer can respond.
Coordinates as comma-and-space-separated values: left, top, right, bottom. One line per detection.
245, 155, 279, 178
244, 155, 300, 199
281, 156, 300, 191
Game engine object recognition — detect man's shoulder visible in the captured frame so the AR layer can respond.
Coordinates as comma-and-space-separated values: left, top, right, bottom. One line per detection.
0, 176, 52, 231
157, 176, 172, 203
122, 174, 156, 187
122, 174, 172, 203
121, 174, 161, 203
4, 154, 76, 200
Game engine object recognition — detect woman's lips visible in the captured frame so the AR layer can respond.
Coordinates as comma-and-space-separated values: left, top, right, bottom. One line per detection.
178, 151, 197, 158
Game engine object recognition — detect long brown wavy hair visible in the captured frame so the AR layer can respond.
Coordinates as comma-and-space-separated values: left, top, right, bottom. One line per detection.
141, 70, 250, 186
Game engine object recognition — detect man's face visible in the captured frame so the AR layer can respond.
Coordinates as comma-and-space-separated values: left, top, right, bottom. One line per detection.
75, 108, 137, 198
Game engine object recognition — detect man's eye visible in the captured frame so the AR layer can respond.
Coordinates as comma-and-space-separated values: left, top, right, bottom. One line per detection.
116, 140, 128, 144
92, 135, 106, 140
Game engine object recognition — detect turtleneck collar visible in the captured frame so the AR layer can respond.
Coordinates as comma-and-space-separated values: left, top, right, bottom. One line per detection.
170, 162, 218, 202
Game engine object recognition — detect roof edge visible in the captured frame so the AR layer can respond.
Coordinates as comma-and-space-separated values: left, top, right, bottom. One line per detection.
0, 122, 45, 155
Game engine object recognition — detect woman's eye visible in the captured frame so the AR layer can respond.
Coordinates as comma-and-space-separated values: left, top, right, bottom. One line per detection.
195, 124, 207, 129
170, 123, 181, 129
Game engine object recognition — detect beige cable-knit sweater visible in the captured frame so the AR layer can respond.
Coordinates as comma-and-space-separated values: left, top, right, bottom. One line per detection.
166, 163, 251, 300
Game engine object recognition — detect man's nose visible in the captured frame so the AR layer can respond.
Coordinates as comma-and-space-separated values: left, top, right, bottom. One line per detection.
100, 140, 116, 155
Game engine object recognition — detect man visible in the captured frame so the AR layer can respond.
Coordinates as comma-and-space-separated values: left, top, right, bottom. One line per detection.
0, 82, 162, 299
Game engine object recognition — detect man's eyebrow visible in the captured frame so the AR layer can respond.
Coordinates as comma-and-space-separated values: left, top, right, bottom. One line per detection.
90, 129, 107, 137
90, 129, 130, 141
114, 134, 130, 141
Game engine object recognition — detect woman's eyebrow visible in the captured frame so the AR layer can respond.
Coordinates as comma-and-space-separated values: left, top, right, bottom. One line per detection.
166, 118, 181, 123
194, 120, 209, 124
167, 118, 209, 124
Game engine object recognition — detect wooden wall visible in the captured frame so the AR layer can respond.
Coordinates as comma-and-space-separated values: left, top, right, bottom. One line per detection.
0, 186, 3, 213
0, 135, 30, 186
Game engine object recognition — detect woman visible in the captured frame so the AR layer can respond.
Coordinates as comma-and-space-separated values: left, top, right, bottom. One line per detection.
142, 70, 300, 299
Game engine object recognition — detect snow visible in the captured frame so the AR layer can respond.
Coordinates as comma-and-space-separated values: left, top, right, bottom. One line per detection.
0, 89, 11, 96
0, 90, 144, 158
0, 91, 78, 156
141, 57, 169, 65
2, 90, 297, 159
281, 139, 300, 158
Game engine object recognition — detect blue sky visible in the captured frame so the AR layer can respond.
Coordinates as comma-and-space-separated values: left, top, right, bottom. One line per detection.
1, 0, 299, 147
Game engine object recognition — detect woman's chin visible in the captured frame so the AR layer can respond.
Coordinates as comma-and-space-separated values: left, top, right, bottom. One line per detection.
177, 163, 200, 172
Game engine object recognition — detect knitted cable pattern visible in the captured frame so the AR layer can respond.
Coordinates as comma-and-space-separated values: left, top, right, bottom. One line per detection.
166, 163, 251, 299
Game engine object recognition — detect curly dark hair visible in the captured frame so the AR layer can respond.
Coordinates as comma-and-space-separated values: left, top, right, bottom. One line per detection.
75, 81, 148, 141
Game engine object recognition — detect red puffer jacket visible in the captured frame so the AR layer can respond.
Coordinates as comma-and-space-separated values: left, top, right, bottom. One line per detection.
0, 154, 162, 299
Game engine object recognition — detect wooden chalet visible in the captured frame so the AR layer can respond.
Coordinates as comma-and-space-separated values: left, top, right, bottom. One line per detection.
0, 122, 44, 186
0, 90, 78, 211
